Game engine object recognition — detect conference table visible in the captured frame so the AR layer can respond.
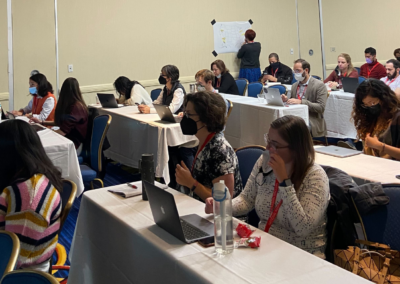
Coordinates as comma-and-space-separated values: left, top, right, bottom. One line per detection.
68, 181, 369, 284
223, 94, 309, 148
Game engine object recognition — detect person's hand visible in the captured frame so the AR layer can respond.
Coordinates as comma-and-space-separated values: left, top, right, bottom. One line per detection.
205, 197, 214, 214
29, 117, 41, 124
268, 152, 288, 183
281, 94, 288, 102
176, 161, 195, 188
138, 105, 150, 114
287, 98, 301, 104
261, 76, 268, 84
365, 133, 383, 151
11, 110, 22, 116
266, 75, 277, 82
25, 114, 33, 118
178, 112, 184, 118
328, 82, 338, 89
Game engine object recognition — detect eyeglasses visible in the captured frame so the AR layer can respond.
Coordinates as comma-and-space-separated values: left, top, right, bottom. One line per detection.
183, 111, 199, 119
264, 133, 289, 150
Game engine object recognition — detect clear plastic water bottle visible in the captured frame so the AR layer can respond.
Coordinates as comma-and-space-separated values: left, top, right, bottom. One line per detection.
213, 180, 234, 254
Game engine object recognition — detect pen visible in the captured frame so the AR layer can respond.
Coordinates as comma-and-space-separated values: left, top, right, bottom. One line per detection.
126, 183, 137, 189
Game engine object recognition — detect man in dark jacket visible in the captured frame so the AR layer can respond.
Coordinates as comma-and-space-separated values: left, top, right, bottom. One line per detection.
259, 53, 294, 85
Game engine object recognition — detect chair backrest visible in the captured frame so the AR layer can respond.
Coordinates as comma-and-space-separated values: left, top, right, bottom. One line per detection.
90, 115, 112, 173
235, 145, 265, 187
0, 231, 20, 277
312, 75, 322, 80
150, 88, 162, 101
235, 78, 248, 96
291, 73, 297, 84
247, 82, 263, 98
59, 179, 77, 232
358, 76, 366, 84
0, 270, 59, 284
269, 85, 287, 95
359, 184, 400, 250
226, 99, 233, 119
355, 67, 361, 75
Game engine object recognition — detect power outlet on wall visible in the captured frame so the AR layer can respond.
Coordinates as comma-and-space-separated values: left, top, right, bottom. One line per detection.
330, 47, 336, 52
290, 48, 294, 55
68, 64, 73, 73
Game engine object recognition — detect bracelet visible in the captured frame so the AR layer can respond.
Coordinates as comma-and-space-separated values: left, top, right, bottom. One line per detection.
382, 143, 386, 153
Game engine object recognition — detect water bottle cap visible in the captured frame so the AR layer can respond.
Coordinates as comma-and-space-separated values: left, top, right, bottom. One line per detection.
213, 180, 226, 193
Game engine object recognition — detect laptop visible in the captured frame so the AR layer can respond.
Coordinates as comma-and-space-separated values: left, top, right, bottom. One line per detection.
143, 181, 214, 243
263, 87, 286, 107
1, 109, 15, 120
315, 145, 361, 158
97, 93, 124, 108
153, 104, 180, 123
342, 77, 359, 94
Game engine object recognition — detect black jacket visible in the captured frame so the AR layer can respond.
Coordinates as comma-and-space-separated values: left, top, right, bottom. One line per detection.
259, 62, 293, 84
213, 72, 240, 95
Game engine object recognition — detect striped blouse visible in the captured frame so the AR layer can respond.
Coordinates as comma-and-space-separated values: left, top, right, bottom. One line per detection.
0, 174, 61, 269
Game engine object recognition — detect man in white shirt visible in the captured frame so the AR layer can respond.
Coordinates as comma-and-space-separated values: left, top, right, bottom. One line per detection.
380, 59, 400, 99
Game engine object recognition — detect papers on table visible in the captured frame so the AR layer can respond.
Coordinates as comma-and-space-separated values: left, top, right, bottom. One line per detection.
108, 184, 142, 198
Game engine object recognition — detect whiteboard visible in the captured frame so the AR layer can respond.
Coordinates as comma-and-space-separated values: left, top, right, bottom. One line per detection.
213, 21, 252, 54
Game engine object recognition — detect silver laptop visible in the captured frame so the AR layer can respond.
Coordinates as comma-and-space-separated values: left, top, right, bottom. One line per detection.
153, 104, 180, 123
97, 93, 124, 108
315, 145, 361, 158
263, 87, 286, 107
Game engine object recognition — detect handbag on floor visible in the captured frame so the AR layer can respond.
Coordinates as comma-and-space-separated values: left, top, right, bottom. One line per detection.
334, 240, 400, 284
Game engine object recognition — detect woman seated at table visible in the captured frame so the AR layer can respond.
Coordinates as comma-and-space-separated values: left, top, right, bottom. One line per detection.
324, 53, 359, 89
12, 73, 57, 122
114, 76, 152, 106
0, 120, 62, 272
352, 79, 400, 160
138, 65, 186, 114
175, 91, 243, 200
211, 60, 240, 95
30, 78, 88, 154
205, 115, 330, 258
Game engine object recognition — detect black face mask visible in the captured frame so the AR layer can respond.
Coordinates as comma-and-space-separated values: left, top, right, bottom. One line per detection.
180, 116, 204, 135
270, 62, 280, 69
158, 75, 167, 85
365, 103, 381, 116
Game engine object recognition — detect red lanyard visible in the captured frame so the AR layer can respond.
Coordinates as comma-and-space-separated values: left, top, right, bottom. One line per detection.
296, 85, 308, 100
367, 64, 378, 78
264, 179, 283, 233
216, 79, 221, 88
386, 77, 396, 86
272, 68, 279, 78
342, 72, 347, 77
191, 132, 215, 172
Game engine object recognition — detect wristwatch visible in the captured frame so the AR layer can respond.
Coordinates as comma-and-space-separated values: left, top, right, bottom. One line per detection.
189, 180, 198, 197
280, 179, 292, 187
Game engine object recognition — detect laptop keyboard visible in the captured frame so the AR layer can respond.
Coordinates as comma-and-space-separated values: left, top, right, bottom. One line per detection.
180, 219, 210, 240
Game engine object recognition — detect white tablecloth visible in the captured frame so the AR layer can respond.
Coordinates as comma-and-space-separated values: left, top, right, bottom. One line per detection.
223, 94, 309, 148
68, 182, 369, 284
324, 91, 357, 139
96, 106, 197, 185
38, 128, 84, 195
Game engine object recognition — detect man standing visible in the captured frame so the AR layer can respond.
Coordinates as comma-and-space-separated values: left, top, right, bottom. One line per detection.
282, 59, 328, 138
380, 59, 400, 99
360, 47, 386, 79
259, 53, 294, 85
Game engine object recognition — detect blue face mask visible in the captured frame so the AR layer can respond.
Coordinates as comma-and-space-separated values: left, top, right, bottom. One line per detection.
29, 87, 37, 95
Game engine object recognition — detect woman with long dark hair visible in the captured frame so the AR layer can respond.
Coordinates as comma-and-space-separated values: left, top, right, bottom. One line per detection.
352, 79, 400, 159
0, 120, 62, 271
114, 76, 152, 106
12, 73, 57, 121
205, 115, 330, 258
30, 77, 88, 153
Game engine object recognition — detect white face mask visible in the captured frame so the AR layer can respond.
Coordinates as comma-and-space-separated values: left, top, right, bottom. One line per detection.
197, 84, 206, 92
216, 74, 221, 79
294, 72, 305, 82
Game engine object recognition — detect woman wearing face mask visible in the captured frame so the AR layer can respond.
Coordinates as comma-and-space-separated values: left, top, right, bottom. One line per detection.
138, 65, 186, 114
114, 76, 152, 106
352, 79, 400, 160
205, 115, 330, 258
11, 73, 57, 121
237, 29, 262, 83
175, 91, 243, 201
324, 53, 359, 89
211, 60, 240, 95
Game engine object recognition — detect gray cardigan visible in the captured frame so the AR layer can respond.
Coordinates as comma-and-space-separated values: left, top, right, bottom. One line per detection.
292, 76, 328, 137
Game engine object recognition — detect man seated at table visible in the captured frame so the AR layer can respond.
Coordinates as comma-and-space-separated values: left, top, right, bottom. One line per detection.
360, 47, 386, 79
380, 59, 400, 99
282, 59, 328, 138
259, 53, 293, 85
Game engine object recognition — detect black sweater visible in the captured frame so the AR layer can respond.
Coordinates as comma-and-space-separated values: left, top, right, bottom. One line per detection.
259, 62, 294, 85
213, 72, 240, 95
237, 42, 261, 69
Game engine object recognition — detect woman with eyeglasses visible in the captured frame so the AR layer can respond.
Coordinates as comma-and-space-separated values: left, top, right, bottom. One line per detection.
175, 91, 242, 201
205, 115, 330, 258
352, 79, 400, 160
138, 65, 186, 114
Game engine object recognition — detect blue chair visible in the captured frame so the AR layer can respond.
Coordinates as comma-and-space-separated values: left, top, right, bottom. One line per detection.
151, 88, 162, 101
235, 78, 249, 96
247, 82, 263, 98
355, 67, 361, 75
357, 184, 400, 250
291, 73, 297, 84
80, 115, 112, 188
0, 231, 19, 277
269, 85, 287, 95
0, 270, 59, 284
235, 145, 265, 188
358, 76, 366, 84
312, 75, 322, 80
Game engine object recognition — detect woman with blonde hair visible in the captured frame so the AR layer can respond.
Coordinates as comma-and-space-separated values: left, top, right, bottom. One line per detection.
324, 53, 359, 89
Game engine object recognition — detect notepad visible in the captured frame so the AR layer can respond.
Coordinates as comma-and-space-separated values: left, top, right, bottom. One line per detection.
108, 185, 142, 198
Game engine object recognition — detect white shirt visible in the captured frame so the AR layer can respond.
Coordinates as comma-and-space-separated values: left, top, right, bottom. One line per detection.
130, 84, 153, 105
22, 95, 55, 121
380, 75, 400, 91
153, 87, 184, 114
